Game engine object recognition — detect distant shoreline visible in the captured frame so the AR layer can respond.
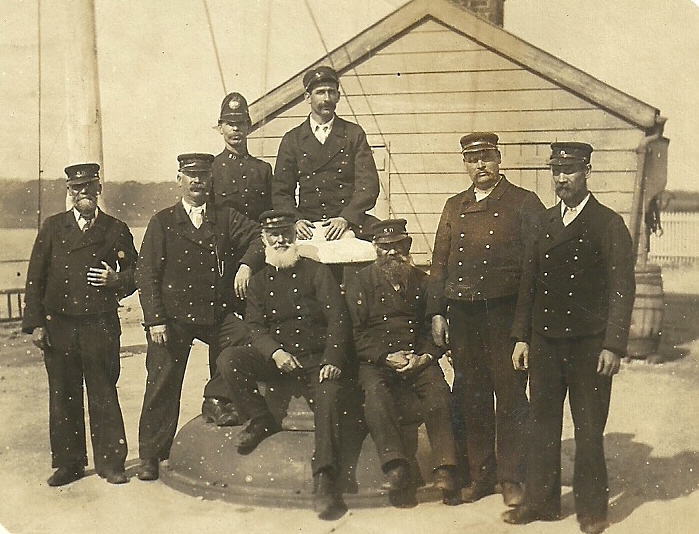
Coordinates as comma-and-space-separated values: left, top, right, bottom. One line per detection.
0, 228, 146, 291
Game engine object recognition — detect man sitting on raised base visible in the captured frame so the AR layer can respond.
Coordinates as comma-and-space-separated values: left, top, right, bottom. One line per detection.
344, 219, 459, 505
216, 210, 351, 520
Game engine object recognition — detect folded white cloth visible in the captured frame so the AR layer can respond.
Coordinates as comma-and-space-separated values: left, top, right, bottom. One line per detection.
297, 221, 376, 264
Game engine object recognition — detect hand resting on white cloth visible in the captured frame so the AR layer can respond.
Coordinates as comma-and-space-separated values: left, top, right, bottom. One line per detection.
296, 221, 377, 264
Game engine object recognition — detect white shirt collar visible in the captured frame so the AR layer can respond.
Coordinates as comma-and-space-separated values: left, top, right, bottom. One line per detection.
73, 207, 98, 222
474, 178, 502, 202
182, 198, 206, 214
309, 114, 335, 133
561, 193, 590, 217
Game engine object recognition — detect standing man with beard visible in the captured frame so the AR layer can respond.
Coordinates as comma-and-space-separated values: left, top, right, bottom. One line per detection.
216, 210, 350, 520
344, 219, 459, 505
135, 153, 262, 481
273, 66, 379, 243
427, 132, 545, 506
23, 163, 137, 486
503, 143, 635, 534
201, 92, 273, 426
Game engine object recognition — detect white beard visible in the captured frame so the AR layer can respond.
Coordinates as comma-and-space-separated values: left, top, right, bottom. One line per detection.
265, 243, 300, 269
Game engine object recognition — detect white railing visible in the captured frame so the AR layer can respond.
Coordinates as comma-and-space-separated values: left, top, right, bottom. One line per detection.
649, 212, 699, 265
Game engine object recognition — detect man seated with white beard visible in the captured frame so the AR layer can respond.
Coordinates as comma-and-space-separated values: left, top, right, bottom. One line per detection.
344, 219, 459, 505
216, 210, 351, 520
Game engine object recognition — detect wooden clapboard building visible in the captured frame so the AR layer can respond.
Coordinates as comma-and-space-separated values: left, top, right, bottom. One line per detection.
246, 0, 668, 267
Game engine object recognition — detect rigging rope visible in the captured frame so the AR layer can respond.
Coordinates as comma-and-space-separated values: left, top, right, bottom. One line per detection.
203, 0, 227, 95
37, 0, 42, 230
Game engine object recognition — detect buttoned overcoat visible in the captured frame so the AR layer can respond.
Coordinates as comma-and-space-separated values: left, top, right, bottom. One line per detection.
135, 202, 261, 327
211, 148, 273, 222
427, 178, 545, 315
23, 210, 137, 329
345, 262, 441, 363
272, 116, 379, 230
511, 194, 636, 354
244, 257, 350, 370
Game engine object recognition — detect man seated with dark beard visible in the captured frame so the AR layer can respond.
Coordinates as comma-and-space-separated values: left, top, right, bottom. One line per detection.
344, 219, 459, 505
216, 210, 350, 520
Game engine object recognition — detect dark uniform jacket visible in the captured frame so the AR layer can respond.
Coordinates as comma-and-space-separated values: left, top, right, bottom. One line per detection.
135, 202, 261, 328
511, 195, 636, 355
211, 148, 273, 222
22, 210, 137, 332
345, 262, 442, 364
245, 257, 350, 369
273, 116, 379, 230
427, 178, 545, 315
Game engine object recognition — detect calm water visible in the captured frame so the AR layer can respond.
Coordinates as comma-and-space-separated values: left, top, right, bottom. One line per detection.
0, 227, 146, 291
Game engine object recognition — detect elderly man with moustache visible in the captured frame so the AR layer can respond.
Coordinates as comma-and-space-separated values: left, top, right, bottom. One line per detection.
344, 218, 459, 505
503, 142, 635, 534
428, 132, 545, 506
135, 153, 262, 481
273, 65, 379, 244
23, 163, 138, 486
216, 210, 350, 520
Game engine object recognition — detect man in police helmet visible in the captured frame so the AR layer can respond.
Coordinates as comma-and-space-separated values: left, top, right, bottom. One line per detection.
202, 92, 274, 425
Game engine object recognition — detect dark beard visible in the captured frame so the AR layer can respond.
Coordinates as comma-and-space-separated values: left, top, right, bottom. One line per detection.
375, 254, 413, 290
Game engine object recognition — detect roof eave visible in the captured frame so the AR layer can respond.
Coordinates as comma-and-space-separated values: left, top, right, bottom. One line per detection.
249, 0, 662, 132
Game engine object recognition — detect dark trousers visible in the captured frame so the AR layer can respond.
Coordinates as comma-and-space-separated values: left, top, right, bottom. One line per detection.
138, 313, 247, 460
358, 362, 457, 471
217, 345, 342, 477
524, 331, 612, 521
43, 312, 127, 472
448, 296, 528, 486
202, 314, 251, 400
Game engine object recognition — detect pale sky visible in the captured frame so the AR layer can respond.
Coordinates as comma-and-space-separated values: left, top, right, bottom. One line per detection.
1, 0, 698, 190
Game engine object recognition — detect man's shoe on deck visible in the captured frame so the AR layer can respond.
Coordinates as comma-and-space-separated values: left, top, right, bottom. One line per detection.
137, 459, 159, 481
201, 397, 241, 426
579, 516, 608, 534
313, 470, 347, 520
502, 505, 560, 525
461, 480, 496, 503
237, 415, 280, 454
100, 468, 128, 485
384, 460, 410, 492
47, 466, 84, 487
502, 480, 525, 507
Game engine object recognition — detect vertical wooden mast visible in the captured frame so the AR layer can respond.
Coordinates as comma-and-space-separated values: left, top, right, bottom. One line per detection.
60, 0, 104, 204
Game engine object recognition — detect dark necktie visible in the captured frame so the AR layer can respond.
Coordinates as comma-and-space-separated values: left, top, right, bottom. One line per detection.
80, 216, 94, 232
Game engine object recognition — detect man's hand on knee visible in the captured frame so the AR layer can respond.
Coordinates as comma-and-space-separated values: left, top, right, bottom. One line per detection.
272, 348, 303, 373
319, 364, 341, 382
